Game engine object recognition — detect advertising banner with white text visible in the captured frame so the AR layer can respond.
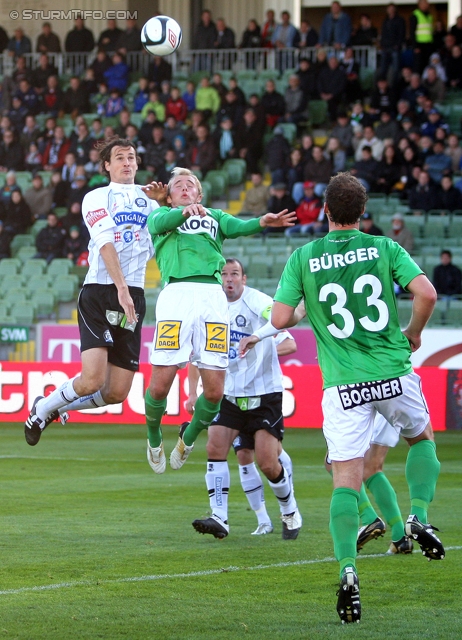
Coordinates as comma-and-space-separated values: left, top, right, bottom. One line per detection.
0, 363, 447, 430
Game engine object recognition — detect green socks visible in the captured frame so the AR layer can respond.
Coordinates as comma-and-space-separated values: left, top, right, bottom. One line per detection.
358, 482, 379, 526
145, 390, 166, 448
366, 472, 404, 541
405, 440, 440, 524
329, 487, 359, 578
182, 394, 221, 446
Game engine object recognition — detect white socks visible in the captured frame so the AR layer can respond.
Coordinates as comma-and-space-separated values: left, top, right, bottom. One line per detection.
268, 466, 297, 516
37, 377, 79, 419
205, 460, 230, 523
278, 448, 294, 491
239, 463, 271, 525
60, 390, 106, 412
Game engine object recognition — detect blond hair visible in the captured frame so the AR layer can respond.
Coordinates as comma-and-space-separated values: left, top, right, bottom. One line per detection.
167, 167, 202, 197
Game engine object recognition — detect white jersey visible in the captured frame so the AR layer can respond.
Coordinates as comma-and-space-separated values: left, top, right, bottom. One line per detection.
82, 182, 156, 288
225, 286, 292, 397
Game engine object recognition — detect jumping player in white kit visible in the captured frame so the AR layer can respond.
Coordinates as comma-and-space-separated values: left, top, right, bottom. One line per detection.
25, 138, 166, 444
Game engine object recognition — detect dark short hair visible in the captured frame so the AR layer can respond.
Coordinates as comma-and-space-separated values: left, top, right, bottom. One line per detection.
325, 172, 368, 225
96, 137, 140, 177
224, 258, 246, 276
441, 249, 452, 257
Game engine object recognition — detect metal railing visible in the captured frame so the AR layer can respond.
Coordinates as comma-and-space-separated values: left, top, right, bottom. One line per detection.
0, 45, 376, 79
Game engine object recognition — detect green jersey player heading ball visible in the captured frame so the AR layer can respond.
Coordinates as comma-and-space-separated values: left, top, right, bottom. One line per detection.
145, 167, 296, 473
240, 172, 444, 624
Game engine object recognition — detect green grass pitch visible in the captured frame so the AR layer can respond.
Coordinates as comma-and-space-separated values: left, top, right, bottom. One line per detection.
1, 424, 461, 639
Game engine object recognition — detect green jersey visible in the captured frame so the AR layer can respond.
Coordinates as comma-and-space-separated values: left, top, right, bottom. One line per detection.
275, 229, 423, 388
147, 207, 262, 284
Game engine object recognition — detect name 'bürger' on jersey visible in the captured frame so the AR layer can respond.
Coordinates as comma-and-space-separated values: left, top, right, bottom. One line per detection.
274, 229, 423, 388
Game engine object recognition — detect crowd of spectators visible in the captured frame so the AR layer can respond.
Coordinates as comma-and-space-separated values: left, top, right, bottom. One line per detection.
0, 5, 462, 282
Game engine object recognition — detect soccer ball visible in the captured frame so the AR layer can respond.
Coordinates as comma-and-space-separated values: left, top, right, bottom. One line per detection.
141, 15, 182, 57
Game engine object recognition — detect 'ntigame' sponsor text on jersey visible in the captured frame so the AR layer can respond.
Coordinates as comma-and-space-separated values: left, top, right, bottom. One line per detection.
82, 183, 156, 288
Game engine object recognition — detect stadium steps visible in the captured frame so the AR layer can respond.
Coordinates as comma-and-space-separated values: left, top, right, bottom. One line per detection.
227, 200, 242, 216
58, 308, 78, 324
8, 340, 35, 362
145, 258, 161, 289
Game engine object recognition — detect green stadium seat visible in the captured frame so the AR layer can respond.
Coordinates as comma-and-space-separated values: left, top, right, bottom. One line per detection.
54, 275, 79, 302
308, 100, 328, 127
427, 297, 448, 326
10, 233, 36, 257
402, 216, 424, 238
47, 258, 74, 276
445, 297, 462, 326
30, 290, 56, 316
27, 274, 53, 292
237, 70, 257, 82
204, 171, 228, 200
2, 275, 25, 291
422, 255, 441, 275
222, 159, 246, 186
288, 236, 311, 251
102, 116, 119, 128
21, 258, 47, 277
37, 171, 53, 187
201, 180, 211, 207
449, 215, 462, 237
135, 170, 152, 185
130, 112, 143, 128
2, 291, 28, 312
9, 302, 36, 325
259, 69, 280, 82
277, 123, 297, 144
396, 297, 413, 327
30, 220, 48, 237
53, 207, 68, 218
0, 258, 21, 275
16, 246, 38, 263
423, 216, 449, 239
0, 313, 17, 325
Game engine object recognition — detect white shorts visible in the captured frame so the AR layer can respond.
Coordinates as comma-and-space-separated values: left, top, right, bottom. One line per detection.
322, 372, 429, 462
371, 413, 400, 448
150, 282, 229, 369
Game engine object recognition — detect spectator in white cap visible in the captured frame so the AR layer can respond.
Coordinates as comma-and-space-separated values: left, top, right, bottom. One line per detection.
386, 212, 414, 253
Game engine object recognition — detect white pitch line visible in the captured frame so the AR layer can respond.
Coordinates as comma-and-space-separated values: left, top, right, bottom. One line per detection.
0, 546, 460, 597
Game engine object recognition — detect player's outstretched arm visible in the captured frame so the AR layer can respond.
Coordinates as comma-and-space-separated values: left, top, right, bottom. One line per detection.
238, 301, 305, 357
141, 181, 168, 206
403, 274, 437, 352
259, 209, 297, 228
100, 243, 136, 324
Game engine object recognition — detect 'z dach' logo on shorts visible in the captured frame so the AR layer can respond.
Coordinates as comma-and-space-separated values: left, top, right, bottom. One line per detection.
86, 208, 108, 227
155, 321, 181, 350
338, 378, 403, 410
205, 322, 229, 353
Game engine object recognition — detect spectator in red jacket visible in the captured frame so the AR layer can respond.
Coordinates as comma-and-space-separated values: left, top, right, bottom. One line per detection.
285, 181, 322, 236
165, 86, 188, 122
42, 126, 71, 171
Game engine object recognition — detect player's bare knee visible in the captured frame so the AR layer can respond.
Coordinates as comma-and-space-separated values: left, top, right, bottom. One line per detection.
405, 421, 434, 446
206, 441, 228, 459
203, 388, 223, 405
102, 389, 129, 404
75, 375, 105, 397
148, 381, 169, 401
260, 460, 281, 480
237, 449, 254, 466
